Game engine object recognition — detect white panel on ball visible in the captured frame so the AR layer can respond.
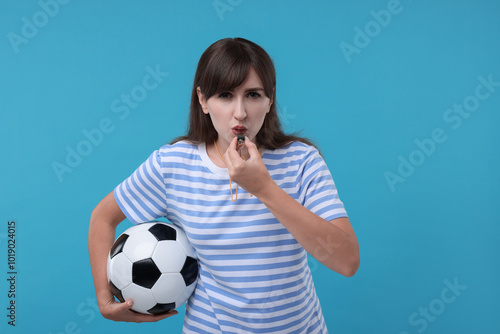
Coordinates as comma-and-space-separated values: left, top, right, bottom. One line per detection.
152, 241, 187, 273
151, 273, 185, 303
107, 253, 132, 290
176, 281, 197, 308
122, 284, 157, 314
123, 231, 158, 262
172, 224, 197, 258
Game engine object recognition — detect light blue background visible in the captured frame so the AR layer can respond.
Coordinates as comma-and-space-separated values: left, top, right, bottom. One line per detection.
1, 0, 499, 333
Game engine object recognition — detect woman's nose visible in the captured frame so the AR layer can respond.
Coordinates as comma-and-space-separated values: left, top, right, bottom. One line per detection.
233, 98, 246, 120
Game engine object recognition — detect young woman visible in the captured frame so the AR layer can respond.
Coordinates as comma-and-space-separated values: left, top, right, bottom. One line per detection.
89, 37, 360, 333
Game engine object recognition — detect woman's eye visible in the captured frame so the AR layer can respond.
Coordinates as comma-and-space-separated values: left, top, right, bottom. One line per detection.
247, 92, 261, 98
218, 92, 232, 99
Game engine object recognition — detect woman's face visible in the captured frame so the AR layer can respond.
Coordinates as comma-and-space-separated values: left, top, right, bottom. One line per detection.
197, 67, 273, 150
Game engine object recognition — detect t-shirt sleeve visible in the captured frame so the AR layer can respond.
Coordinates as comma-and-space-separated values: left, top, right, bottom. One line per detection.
297, 146, 348, 221
113, 150, 168, 224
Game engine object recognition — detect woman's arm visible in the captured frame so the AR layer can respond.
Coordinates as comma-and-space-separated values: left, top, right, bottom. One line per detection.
224, 138, 360, 277
88, 191, 178, 321
256, 186, 359, 276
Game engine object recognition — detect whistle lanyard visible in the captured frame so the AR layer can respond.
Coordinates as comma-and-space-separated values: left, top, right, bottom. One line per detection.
213, 140, 262, 202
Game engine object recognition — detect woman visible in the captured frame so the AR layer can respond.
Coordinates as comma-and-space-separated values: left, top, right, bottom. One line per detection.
89, 37, 360, 333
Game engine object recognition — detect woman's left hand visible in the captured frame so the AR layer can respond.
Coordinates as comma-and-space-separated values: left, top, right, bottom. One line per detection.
223, 137, 274, 197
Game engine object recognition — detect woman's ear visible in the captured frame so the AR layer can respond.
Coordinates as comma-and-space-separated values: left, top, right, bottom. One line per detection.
197, 87, 209, 114
267, 88, 274, 113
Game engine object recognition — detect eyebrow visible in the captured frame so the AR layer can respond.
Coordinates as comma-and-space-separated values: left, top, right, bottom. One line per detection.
244, 87, 265, 92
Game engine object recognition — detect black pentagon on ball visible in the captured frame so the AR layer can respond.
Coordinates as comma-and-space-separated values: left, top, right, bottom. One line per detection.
132, 258, 161, 289
109, 280, 125, 303
180, 256, 199, 286
110, 234, 129, 259
148, 302, 176, 315
148, 223, 177, 241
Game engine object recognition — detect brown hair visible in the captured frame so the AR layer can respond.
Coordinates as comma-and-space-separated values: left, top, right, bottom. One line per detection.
171, 37, 317, 150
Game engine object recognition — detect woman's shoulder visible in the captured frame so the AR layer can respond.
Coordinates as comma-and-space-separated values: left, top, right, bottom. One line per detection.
264, 141, 320, 166
267, 140, 318, 155
151, 140, 202, 164
158, 140, 199, 153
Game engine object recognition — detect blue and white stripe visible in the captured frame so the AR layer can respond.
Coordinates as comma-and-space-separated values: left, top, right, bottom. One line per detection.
114, 140, 347, 333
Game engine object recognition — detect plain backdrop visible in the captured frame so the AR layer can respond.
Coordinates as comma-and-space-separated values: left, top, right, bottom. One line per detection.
1, 1, 499, 333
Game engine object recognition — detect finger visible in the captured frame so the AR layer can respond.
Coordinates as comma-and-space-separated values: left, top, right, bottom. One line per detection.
118, 299, 134, 311
227, 136, 238, 154
151, 310, 179, 321
132, 309, 178, 323
225, 137, 242, 163
121, 300, 178, 322
244, 137, 260, 159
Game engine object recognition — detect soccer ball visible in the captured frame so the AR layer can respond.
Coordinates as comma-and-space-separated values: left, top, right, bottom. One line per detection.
106, 222, 198, 315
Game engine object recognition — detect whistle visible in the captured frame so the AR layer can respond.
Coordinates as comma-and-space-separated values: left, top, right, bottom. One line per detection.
237, 134, 245, 155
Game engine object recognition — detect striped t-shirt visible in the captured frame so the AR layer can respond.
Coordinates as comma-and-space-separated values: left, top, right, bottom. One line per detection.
114, 140, 348, 333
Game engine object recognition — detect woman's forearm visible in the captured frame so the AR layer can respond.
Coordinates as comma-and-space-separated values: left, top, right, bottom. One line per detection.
88, 211, 118, 309
88, 192, 126, 312
256, 182, 360, 276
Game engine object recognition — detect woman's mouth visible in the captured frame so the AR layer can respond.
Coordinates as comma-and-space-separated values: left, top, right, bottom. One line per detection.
232, 126, 247, 135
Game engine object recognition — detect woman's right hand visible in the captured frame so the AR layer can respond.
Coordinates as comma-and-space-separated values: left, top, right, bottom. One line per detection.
99, 295, 178, 322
